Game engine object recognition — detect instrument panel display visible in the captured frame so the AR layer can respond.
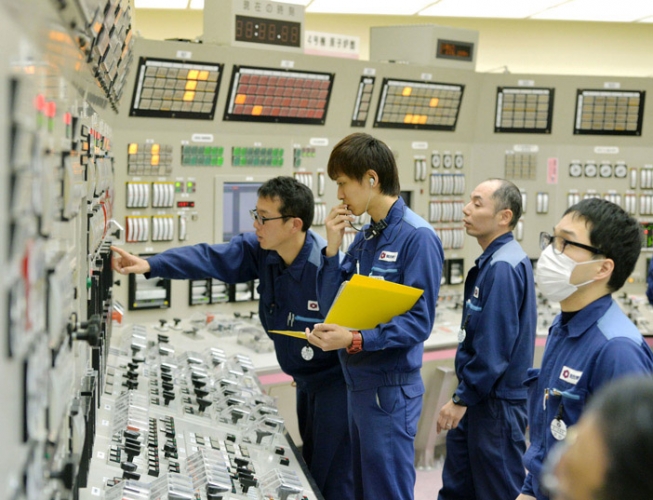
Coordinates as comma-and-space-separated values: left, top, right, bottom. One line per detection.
574, 89, 645, 136
129, 57, 223, 120
224, 66, 334, 125
373, 78, 464, 131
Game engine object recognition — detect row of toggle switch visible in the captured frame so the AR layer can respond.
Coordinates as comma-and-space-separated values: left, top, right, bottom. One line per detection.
126, 215, 184, 242
126, 182, 177, 208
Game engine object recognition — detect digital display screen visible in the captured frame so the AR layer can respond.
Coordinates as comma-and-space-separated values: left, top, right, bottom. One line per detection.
574, 89, 645, 136
373, 78, 464, 131
224, 66, 334, 125
235, 15, 301, 48
351, 76, 375, 127
177, 201, 195, 208
495, 87, 554, 134
129, 57, 223, 120
436, 39, 474, 62
223, 182, 262, 242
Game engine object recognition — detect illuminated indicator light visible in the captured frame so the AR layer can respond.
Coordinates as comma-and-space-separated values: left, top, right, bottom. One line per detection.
46, 101, 56, 118
63, 112, 72, 125
24, 66, 35, 75
419, 115, 428, 124
252, 105, 263, 116
185, 80, 197, 90
187, 69, 199, 80
128, 143, 138, 154
151, 144, 160, 154
183, 91, 195, 101
404, 114, 413, 124
151, 155, 160, 166
35, 94, 46, 112
429, 98, 440, 107
187, 182, 193, 187
235, 94, 247, 104
402, 87, 412, 97
198, 70, 209, 81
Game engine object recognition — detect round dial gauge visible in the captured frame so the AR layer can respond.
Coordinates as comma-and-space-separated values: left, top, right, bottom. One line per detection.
584, 163, 597, 177
614, 164, 628, 178
569, 162, 582, 178
599, 163, 613, 178
443, 154, 453, 169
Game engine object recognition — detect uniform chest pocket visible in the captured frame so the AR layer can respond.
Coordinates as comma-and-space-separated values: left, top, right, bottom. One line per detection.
370, 264, 401, 281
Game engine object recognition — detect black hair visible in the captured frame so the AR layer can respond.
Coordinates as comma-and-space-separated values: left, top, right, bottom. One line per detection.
563, 198, 642, 291
327, 133, 400, 196
588, 376, 653, 500
488, 178, 522, 229
257, 176, 314, 232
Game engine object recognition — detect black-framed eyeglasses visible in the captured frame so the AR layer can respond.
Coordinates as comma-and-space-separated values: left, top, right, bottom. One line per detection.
540, 232, 604, 256
249, 209, 295, 225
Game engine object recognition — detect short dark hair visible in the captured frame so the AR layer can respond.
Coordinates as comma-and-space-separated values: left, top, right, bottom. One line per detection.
588, 376, 653, 500
258, 176, 314, 232
488, 178, 522, 229
327, 133, 400, 196
563, 198, 641, 291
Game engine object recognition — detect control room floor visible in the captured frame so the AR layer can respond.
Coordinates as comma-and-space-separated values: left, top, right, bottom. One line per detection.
414, 461, 444, 499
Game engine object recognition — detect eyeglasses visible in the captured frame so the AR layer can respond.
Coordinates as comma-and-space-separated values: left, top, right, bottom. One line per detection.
249, 209, 295, 225
540, 232, 604, 256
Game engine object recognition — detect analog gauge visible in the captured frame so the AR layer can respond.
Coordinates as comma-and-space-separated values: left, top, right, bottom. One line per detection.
454, 154, 464, 169
614, 164, 628, 178
443, 154, 453, 169
599, 163, 613, 178
569, 162, 582, 178
584, 163, 597, 177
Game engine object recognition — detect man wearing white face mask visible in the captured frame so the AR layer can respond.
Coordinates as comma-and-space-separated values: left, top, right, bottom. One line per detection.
517, 198, 653, 500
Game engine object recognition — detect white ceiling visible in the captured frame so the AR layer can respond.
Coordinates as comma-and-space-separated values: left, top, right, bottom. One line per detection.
135, 0, 653, 23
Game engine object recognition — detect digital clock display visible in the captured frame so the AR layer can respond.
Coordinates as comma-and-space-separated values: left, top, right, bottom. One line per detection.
436, 39, 474, 62
235, 15, 301, 48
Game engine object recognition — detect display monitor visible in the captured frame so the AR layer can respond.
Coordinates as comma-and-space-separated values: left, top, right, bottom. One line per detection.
373, 78, 464, 131
129, 57, 223, 120
222, 182, 262, 241
223, 65, 334, 125
495, 87, 554, 134
573, 89, 645, 136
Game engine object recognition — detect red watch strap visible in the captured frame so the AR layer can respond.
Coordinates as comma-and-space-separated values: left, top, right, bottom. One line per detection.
346, 330, 363, 354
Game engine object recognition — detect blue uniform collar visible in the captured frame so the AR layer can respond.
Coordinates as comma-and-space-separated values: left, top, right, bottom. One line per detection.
476, 232, 514, 269
369, 197, 405, 243
552, 294, 613, 339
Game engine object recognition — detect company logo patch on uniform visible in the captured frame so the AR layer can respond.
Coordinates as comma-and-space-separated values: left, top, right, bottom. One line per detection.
559, 366, 582, 385
473, 286, 479, 298
379, 251, 398, 262
308, 300, 319, 311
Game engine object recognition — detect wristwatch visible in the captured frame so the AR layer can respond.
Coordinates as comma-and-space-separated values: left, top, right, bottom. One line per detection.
452, 393, 467, 406
346, 331, 363, 354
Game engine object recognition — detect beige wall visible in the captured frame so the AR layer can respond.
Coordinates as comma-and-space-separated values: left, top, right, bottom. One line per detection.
133, 9, 653, 77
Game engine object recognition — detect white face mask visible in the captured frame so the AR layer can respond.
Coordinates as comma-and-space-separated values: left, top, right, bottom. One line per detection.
536, 245, 602, 303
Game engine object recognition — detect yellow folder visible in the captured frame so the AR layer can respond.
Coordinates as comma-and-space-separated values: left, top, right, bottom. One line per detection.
323, 274, 424, 330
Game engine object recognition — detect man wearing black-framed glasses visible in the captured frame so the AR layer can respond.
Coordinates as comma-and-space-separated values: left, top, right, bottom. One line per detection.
111, 176, 353, 500
518, 198, 653, 500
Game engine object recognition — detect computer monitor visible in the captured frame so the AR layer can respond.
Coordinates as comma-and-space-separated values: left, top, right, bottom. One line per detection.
222, 181, 262, 241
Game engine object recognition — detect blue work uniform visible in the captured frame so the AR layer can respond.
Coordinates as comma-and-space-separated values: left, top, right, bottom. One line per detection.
521, 294, 653, 500
318, 197, 443, 500
146, 231, 353, 500
439, 232, 537, 500
646, 257, 653, 305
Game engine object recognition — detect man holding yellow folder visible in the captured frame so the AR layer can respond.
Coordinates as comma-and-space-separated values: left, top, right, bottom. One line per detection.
306, 133, 444, 500
110, 176, 352, 500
